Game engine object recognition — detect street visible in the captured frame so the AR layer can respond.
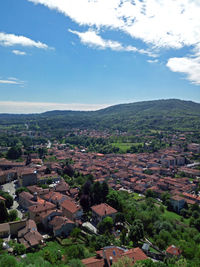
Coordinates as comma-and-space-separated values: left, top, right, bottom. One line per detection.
2, 181, 23, 219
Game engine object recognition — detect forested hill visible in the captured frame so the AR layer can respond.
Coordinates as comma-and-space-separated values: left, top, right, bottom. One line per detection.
0, 99, 200, 131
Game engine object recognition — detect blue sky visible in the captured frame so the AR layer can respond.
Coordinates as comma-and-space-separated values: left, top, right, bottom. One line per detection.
0, 0, 200, 113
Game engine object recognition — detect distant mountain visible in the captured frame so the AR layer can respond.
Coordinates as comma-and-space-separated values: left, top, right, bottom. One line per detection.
93, 99, 200, 131
0, 99, 200, 131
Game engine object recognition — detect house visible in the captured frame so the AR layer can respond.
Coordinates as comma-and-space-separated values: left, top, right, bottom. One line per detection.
82, 246, 148, 267
187, 143, 200, 153
28, 201, 56, 223
0, 159, 25, 170
18, 168, 37, 187
0, 219, 28, 238
54, 179, 69, 194
18, 219, 43, 249
42, 191, 69, 207
166, 245, 181, 257
49, 216, 75, 237
19, 191, 37, 210
61, 199, 83, 221
91, 203, 117, 225
27, 185, 50, 196
170, 195, 186, 213
39, 209, 63, 229
0, 170, 17, 184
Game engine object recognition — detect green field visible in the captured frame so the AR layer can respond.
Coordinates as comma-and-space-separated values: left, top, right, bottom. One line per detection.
111, 142, 142, 152
163, 207, 190, 225
131, 192, 145, 201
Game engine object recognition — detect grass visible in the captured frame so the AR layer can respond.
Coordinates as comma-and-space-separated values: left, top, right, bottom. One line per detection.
111, 142, 142, 152
163, 207, 190, 225
131, 192, 145, 201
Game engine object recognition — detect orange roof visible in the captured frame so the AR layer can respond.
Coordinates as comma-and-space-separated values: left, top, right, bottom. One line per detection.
123, 247, 148, 262
61, 199, 80, 214
82, 246, 148, 267
166, 245, 181, 256
82, 257, 104, 267
28, 201, 55, 213
91, 203, 117, 217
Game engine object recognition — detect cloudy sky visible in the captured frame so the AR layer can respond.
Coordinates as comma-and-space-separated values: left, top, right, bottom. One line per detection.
0, 0, 200, 113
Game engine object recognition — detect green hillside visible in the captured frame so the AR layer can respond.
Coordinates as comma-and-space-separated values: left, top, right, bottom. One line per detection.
0, 99, 200, 131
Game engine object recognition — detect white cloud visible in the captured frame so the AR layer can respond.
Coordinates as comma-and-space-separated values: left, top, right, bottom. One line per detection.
147, 59, 158, 64
0, 77, 25, 86
12, 50, 27, 56
0, 80, 20, 85
0, 101, 110, 114
27, 0, 200, 84
167, 56, 200, 85
69, 29, 156, 56
0, 32, 49, 49
27, 0, 200, 49
69, 29, 123, 50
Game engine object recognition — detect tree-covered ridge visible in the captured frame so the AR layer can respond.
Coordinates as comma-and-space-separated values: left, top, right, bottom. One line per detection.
0, 99, 200, 132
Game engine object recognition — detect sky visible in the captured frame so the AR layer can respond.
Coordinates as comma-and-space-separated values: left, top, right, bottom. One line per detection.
0, 0, 200, 113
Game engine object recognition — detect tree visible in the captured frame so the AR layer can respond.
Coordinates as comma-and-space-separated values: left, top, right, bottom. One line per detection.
65, 244, 86, 260
106, 190, 122, 211
0, 254, 18, 267
114, 212, 125, 225
21, 255, 51, 267
92, 182, 102, 205
43, 248, 62, 264
97, 217, 114, 234
129, 219, 144, 245
145, 190, 155, 198
0, 200, 9, 223
112, 256, 133, 267
161, 192, 170, 205
68, 259, 85, 267
70, 227, 81, 241
0, 191, 13, 208
134, 259, 167, 266
0, 238, 3, 252
13, 243, 26, 255
120, 229, 128, 245
9, 210, 18, 221
80, 194, 90, 212
7, 146, 22, 160
101, 181, 109, 202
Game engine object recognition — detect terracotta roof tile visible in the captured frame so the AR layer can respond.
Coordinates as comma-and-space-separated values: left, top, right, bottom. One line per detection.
91, 203, 117, 216
61, 199, 80, 214
166, 245, 181, 256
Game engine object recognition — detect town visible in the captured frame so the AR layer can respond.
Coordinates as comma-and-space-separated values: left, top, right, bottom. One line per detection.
0, 128, 200, 267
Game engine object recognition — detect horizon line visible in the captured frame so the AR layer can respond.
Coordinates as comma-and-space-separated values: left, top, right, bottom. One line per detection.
0, 98, 199, 115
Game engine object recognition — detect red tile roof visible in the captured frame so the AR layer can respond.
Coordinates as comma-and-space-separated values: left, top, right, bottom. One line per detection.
91, 203, 117, 217
61, 199, 80, 214
49, 216, 75, 230
82, 257, 104, 267
166, 245, 181, 256
82, 246, 147, 267
123, 247, 148, 263
28, 201, 55, 213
